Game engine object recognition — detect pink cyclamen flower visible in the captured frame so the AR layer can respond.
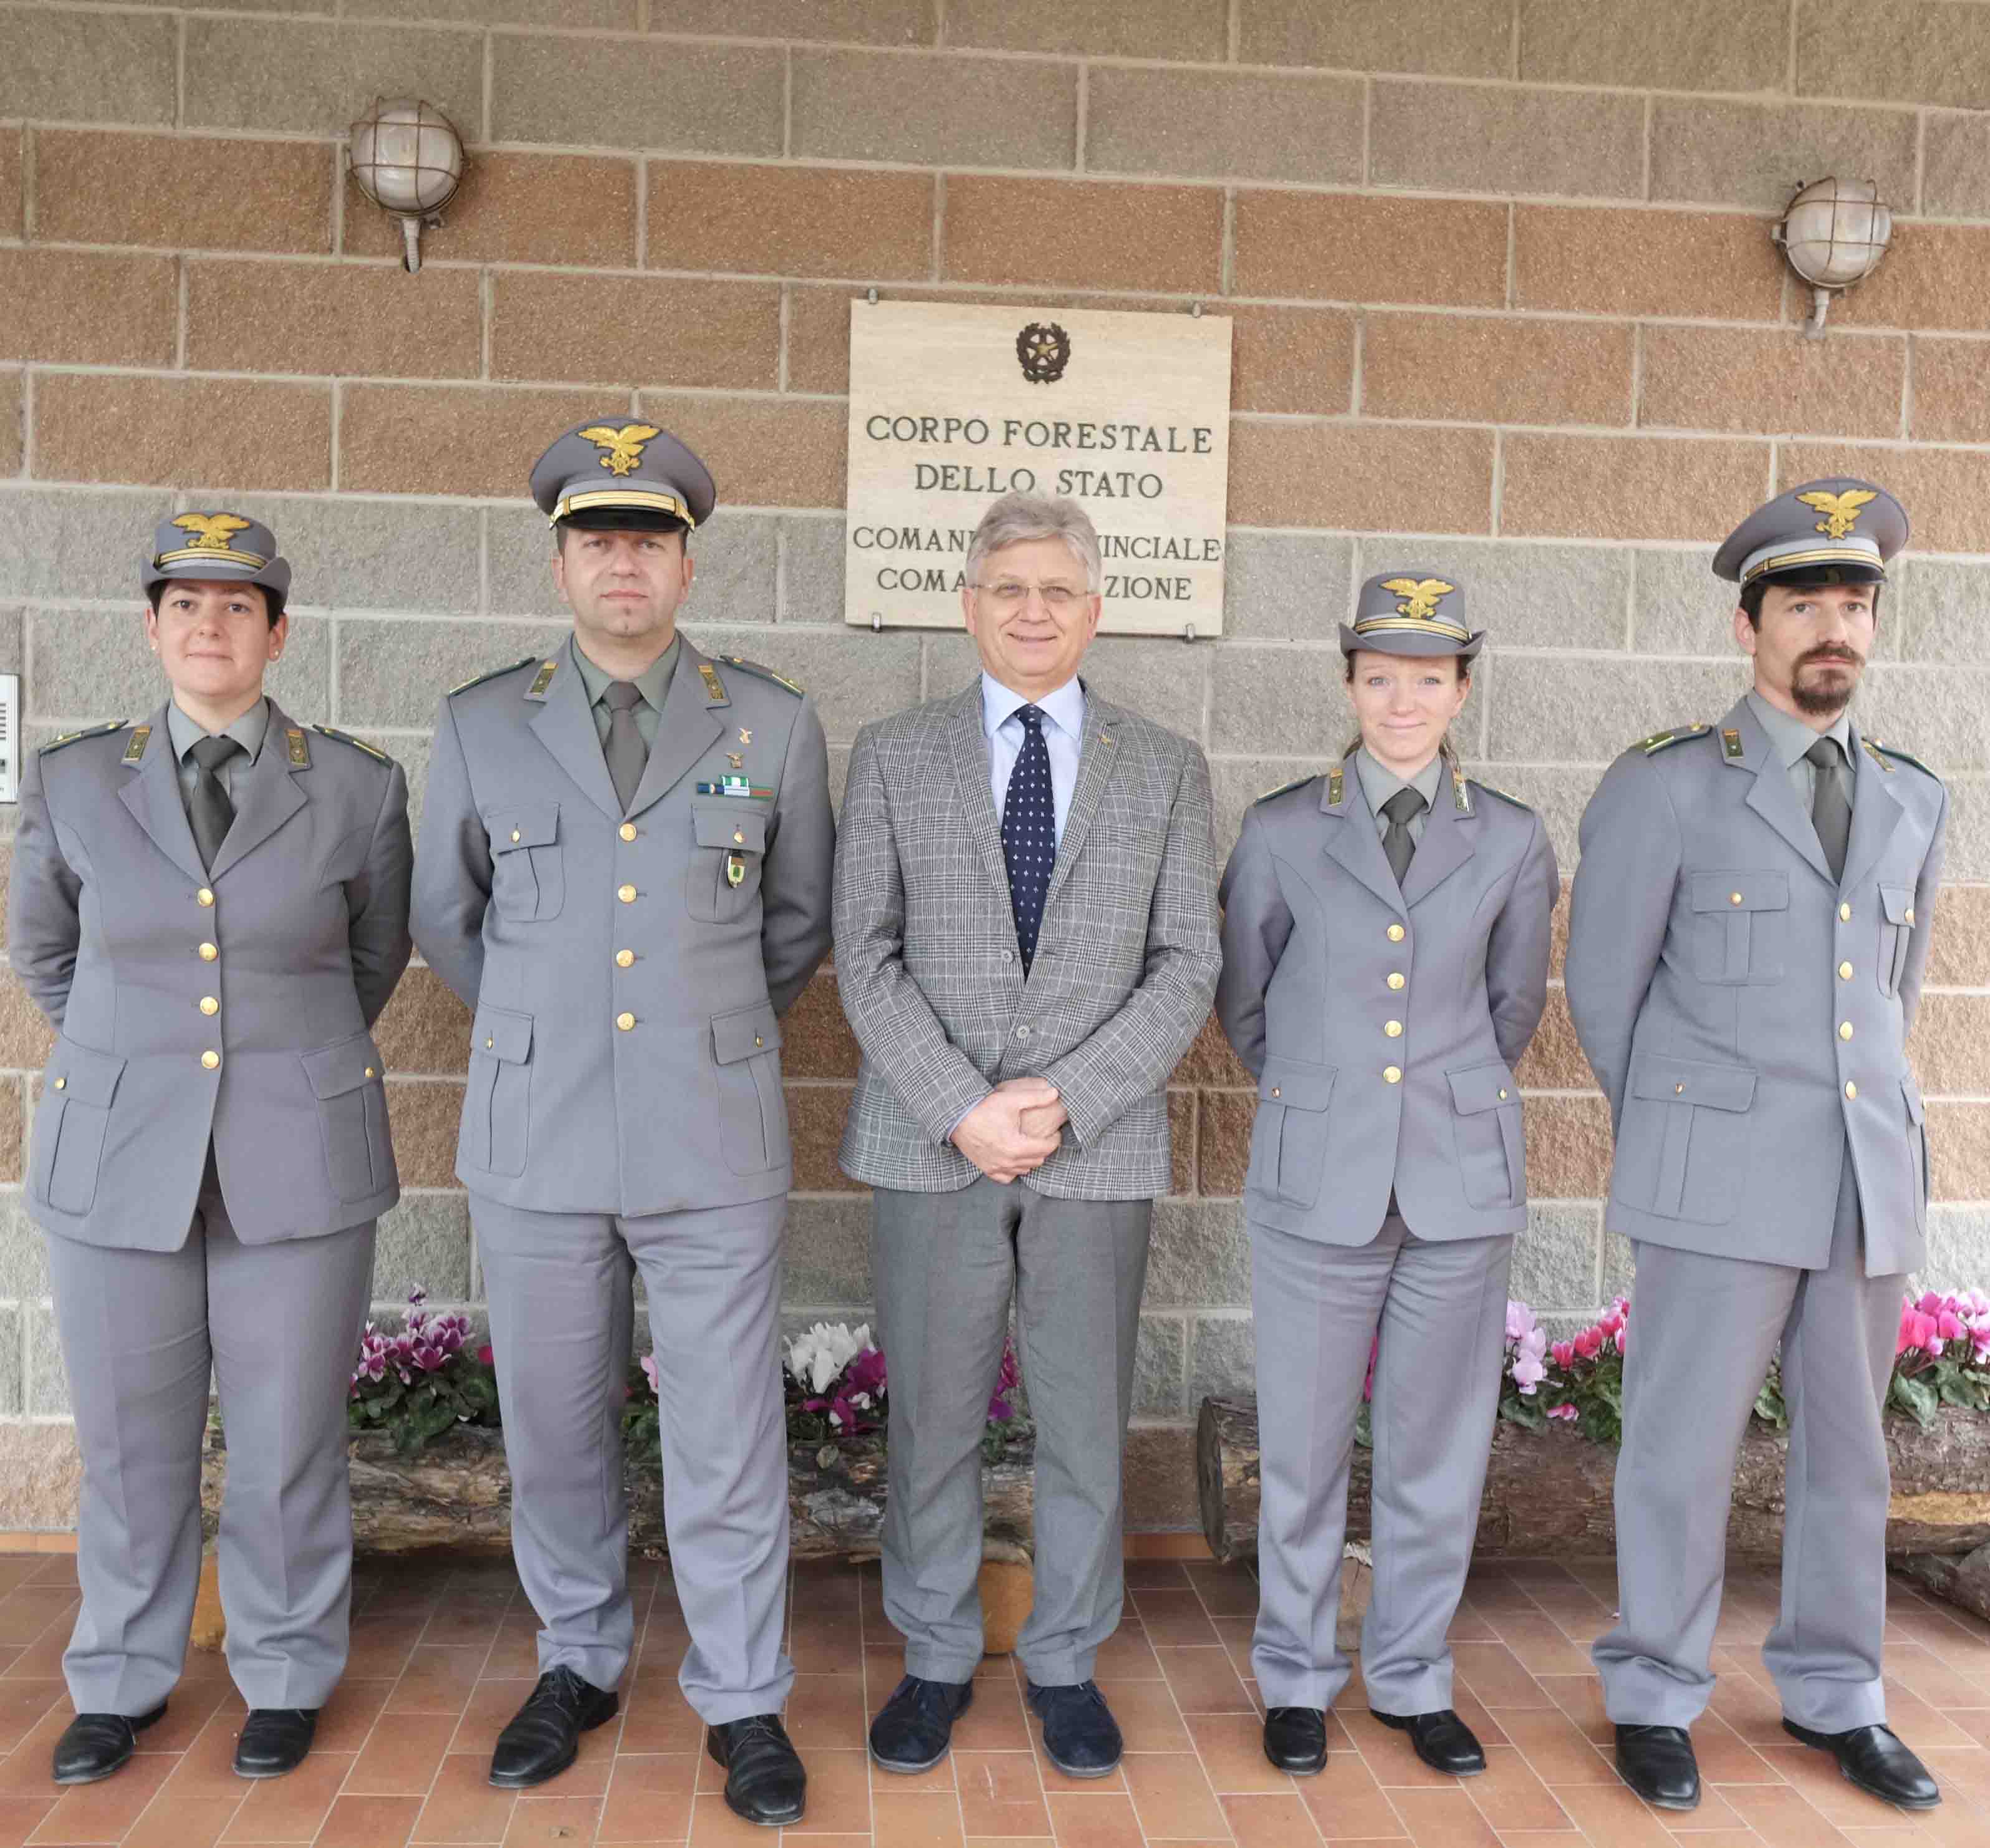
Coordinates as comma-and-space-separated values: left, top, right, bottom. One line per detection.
1548, 1403, 1578, 1421
476, 1344, 494, 1367
1505, 1301, 1538, 1344
1938, 1310, 1966, 1343
640, 1354, 660, 1395
1551, 1340, 1575, 1370
1574, 1328, 1603, 1360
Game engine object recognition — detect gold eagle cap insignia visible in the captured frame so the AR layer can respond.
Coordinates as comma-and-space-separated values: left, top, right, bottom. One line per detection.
1795, 488, 1878, 541
579, 423, 661, 478
171, 512, 252, 553
1379, 577, 1456, 622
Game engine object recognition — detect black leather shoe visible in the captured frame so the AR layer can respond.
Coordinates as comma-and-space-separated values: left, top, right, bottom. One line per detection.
1026, 1680, 1122, 1778
1614, 1723, 1701, 1810
1263, 1706, 1328, 1774
707, 1714, 807, 1827
1371, 1707, 1486, 1776
51, 1702, 167, 1784
488, 1667, 618, 1788
234, 1708, 317, 1779
1782, 1720, 1941, 1811
869, 1675, 974, 1773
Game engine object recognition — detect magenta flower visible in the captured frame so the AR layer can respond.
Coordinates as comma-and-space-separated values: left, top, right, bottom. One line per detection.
640, 1354, 660, 1396
1547, 1403, 1577, 1421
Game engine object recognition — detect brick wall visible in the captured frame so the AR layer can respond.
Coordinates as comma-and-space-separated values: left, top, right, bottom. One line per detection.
1, 0, 1987, 1530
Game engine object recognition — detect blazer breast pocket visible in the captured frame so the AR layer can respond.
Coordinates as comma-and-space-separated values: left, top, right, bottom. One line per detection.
688, 801, 768, 923
1447, 1062, 1524, 1209
1877, 884, 1915, 997
300, 1031, 390, 1203
463, 1005, 532, 1178
485, 803, 564, 922
1617, 1054, 1757, 1224
1688, 872, 1788, 985
1249, 1059, 1336, 1208
32, 1039, 127, 1217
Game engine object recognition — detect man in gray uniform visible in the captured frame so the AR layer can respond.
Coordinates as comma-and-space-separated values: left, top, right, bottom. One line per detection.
411, 421, 833, 1826
1567, 479, 1946, 1814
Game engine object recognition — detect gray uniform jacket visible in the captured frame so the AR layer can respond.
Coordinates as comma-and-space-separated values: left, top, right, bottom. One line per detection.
834, 681, 1221, 1200
1565, 695, 1946, 1276
7, 701, 411, 1248
1216, 756, 1557, 1244
410, 637, 834, 1215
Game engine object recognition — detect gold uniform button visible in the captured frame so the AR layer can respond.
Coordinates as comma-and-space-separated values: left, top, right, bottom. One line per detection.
201, 1051, 219, 1071
617, 883, 637, 903
1906, 907, 1915, 925
198, 996, 219, 1016
364, 1066, 376, 1078
484, 1037, 494, 1049
1271, 1087, 1281, 1099
1383, 1065, 1402, 1084
615, 949, 634, 968
198, 942, 218, 962
1839, 1021, 1854, 1040
1498, 1087, 1509, 1100
1676, 1082, 1685, 1094
1840, 902, 1853, 921
1387, 923, 1405, 943
53, 1078, 65, 1091
619, 822, 637, 842
1729, 891, 1743, 905
616, 1012, 635, 1032
733, 829, 745, 845
754, 1035, 764, 1048
1384, 1019, 1403, 1038
1845, 1080, 1858, 1100
1387, 972, 1405, 990
1839, 961, 1853, 979
196, 887, 214, 908
510, 829, 521, 844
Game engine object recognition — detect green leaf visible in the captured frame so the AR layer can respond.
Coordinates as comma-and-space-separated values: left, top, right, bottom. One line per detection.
1890, 1372, 1940, 1430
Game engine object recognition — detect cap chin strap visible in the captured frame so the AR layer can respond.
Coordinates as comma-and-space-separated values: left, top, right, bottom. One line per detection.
550, 489, 695, 529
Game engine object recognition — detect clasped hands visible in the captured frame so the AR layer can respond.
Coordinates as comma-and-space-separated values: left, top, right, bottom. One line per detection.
949, 1077, 1067, 1183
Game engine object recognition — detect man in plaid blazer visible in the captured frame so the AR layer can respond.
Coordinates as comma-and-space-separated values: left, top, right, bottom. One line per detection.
834, 494, 1221, 1781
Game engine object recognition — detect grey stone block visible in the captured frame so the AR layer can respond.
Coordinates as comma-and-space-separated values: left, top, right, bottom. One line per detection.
336, 616, 559, 729
1893, 557, 1988, 664
185, 19, 484, 138
1134, 1315, 1187, 1419
1649, 99, 1919, 214
0, 1191, 49, 1300
383, 733, 435, 849
0, 1302, 18, 1416
0, 489, 175, 602
949, 0, 1221, 59
1224, 532, 1355, 643
1923, 112, 1990, 218
1602, 1228, 1635, 1302
1920, 1205, 1990, 1295
1798, 4, 1990, 110
1075, 637, 1208, 745
0, 605, 19, 676
228, 497, 483, 617
1519, 0, 1789, 91
1146, 1199, 1251, 1309
1370, 81, 1644, 201
1631, 548, 1736, 657
1485, 656, 1746, 766
792, 49, 1077, 170
27, 1300, 66, 1416
1353, 537, 1630, 655
487, 508, 778, 625
920, 630, 982, 701
1461, 761, 1619, 872
782, 1195, 874, 1307
648, 0, 930, 42
493, 33, 784, 153
24, 606, 331, 729
486, 506, 562, 620
1855, 664, 1990, 774
679, 622, 922, 744
1241, 0, 1515, 77
1208, 756, 1339, 860
0, 9, 175, 125
1085, 67, 1363, 186
1209, 646, 1351, 756
1511, 1202, 1603, 1316
373, 1191, 472, 1302
1189, 1312, 1256, 1405
780, 516, 848, 625
1940, 775, 1990, 883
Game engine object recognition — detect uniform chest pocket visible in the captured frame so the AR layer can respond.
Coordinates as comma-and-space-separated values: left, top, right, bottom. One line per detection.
1877, 885, 1915, 997
1249, 1061, 1336, 1209
1690, 872, 1789, 984
688, 801, 769, 923
1447, 1062, 1524, 1210
486, 803, 564, 923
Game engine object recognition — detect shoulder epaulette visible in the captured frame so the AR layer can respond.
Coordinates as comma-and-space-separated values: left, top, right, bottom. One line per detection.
310, 724, 390, 763
1637, 723, 1712, 756
1254, 774, 1317, 804
1470, 779, 1533, 812
38, 720, 127, 756
449, 655, 536, 697
1866, 738, 1941, 781
721, 655, 806, 697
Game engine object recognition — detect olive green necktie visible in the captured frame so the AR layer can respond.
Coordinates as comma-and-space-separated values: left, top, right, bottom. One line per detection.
1806, 738, 1852, 883
603, 681, 647, 815
1381, 786, 1426, 887
187, 734, 243, 873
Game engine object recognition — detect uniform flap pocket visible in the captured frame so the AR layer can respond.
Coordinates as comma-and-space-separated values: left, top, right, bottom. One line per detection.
472, 1005, 534, 1065
1903, 1075, 1926, 1125
1690, 871, 1789, 913
1447, 1062, 1519, 1114
1880, 884, 1913, 923
1259, 1059, 1335, 1111
1631, 1054, 1757, 1112
301, 1032, 385, 1099
712, 1001, 780, 1066
693, 802, 769, 853
48, 1039, 125, 1109
487, 802, 559, 854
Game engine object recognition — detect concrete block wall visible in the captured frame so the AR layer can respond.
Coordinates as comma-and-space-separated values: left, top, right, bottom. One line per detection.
1, 0, 1987, 1529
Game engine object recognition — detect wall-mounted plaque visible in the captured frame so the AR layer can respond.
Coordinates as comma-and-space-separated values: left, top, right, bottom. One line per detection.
845, 301, 1233, 635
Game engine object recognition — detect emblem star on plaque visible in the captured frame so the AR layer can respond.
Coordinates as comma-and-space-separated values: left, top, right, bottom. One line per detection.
1015, 321, 1071, 384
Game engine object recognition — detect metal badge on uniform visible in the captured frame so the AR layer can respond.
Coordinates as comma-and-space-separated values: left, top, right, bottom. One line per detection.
698, 662, 728, 704
1722, 728, 1744, 760
738, 728, 752, 746
286, 728, 310, 767
728, 752, 743, 769
528, 660, 559, 697
1327, 766, 1344, 806
726, 851, 747, 888
122, 726, 150, 765
1452, 768, 1473, 814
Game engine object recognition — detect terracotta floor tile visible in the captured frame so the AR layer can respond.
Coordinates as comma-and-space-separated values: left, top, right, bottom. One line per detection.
501, 1794, 603, 1846
1292, 1750, 1405, 1841
420, 1604, 509, 1654
791, 1620, 867, 1677
1091, 1629, 1161, 1682
1544, 1781, 1677, 1846
1717, 1781, 1858, 1844
1339, 1713, 1459, 1790
786, 1674, 869, 1750
1185, 1713, 1292, 1795
1448, 1643, 1550, 1710
121, 1791, 244, 1847
1829, 1831, 1928, 1847
1457, 1745, 1569, 1832
0, 1592, 76, 1652
870, 1789, 967, 1847
1529, 1675, 1613, 1745
1152, 1649, 1252, 1715
1090, 1683, 1189, 1754
1476, 1613, 1595, 1678
348, 1711, 461, 1794
317, 1793, 423, 1848
1123, 1564, 1192, 1591
1690, 1712, 1783, 1786
596, 1753, 696, 1843
615, 1684, 703, 1757
0, 1797, 55, 1848
953, 1750, 1046, 1839
1123, 1595, 1217, 1651
449, 1678, 537, 1756
1887, 1645, 1990, 1711
1043, 1791, 1143, 1846
390, 1647, 489, 1717
685, 1789, 784, 1844
1488, 1708, 1615, 1784
411, 1753, 520, 1843
215, 1751, 355, 1842
1220, 1789, 1323, 1843
1119, 1750, 1226, 1841
1182, 1566, 1259, 1620
788, 1749, 873, 1836
1446, 1692, 1504, 1750
481, 1632, 546, 1682
27, 1750, 173, 1844
949, 1682, 1033, 1754
0, 1639, 67, 1687
1383, 1785, 1501, 1846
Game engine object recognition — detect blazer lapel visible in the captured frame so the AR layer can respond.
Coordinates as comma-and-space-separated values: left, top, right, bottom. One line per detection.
118, 701, 208, 885
527, 641, 627, 824
1728, 697, 1834, 885
1039, 691, 1120, 916
1401, 770, 1477, 908
1839, 724, 1904, 893
205, 701, 308, 883
1319, 754, 1405, 915
945, 683, 1014, 903
625, 638, 725, 820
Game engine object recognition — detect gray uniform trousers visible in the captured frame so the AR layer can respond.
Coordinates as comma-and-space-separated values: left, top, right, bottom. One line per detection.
473, 1191, 795, 1725
46, 1183, 375, 1715
1249, 1215, 1512, 1715
1595, 1153, 1901, 1733
872, 1179, 1151, 1687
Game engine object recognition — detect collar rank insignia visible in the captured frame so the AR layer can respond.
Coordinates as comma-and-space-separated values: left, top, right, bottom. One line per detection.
1452, 766, 1473, 814
579, 423, 660, 478
1796, 488, 1878, 541
286, 728, 310, 768
1327, 766, 1344, 806
527, 659, 559, 697
698, 662, 728, 703
1861, 737, 1895, 774
122, 725, 150, 764
1723, 728, 1744, 759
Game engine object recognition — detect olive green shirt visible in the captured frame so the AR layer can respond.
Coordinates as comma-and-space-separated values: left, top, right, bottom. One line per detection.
1355, 747, 1446, 848
570, 633, 678, 751
166, 696, 270, 809
1746, 688, 1854, 816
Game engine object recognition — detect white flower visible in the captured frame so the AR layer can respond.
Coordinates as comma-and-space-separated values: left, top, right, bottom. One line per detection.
784, 1321, 872, 1395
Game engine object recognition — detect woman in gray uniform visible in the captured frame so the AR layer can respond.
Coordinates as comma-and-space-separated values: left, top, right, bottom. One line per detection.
1215, 572, 1555, 1780
8, 514, 411, 1786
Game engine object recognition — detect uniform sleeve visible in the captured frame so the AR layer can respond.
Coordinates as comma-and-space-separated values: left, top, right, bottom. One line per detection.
1900, 779, 1948, 1037
1565, 751, 1682, 1132
1213, 805, 1294, 1083
347, 761, 414, 1027
1041, 739, 1223, 1148
831, 723, 995, 1144
408, 695, 491, 1009
760, 695, 834, 1018
5, 750, 82, 1031
1486, 812, 1557, 1072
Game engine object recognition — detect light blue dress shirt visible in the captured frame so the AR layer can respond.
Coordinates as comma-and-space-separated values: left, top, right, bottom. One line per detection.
982, 671, 1085, 847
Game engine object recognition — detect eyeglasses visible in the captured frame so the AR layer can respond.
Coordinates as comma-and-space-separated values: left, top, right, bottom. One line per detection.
972, 580, 1088, 610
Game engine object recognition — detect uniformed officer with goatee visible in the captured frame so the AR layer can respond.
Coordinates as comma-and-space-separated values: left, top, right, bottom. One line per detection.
1567, 479, 1946, 1816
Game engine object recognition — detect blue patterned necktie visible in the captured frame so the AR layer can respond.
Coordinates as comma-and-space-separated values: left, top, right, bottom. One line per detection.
1001, 705, 1055, 974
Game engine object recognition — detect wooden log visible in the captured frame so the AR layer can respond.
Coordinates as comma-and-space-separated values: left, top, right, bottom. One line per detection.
1198, 1395, 1990, 1566
1893, 1542, 1990, 1627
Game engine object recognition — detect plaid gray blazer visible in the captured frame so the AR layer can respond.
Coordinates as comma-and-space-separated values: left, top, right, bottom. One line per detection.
834, 680, 1221, 1199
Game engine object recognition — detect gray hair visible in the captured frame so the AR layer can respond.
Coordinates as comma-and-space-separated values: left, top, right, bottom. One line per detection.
964, 493, 1102, 593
